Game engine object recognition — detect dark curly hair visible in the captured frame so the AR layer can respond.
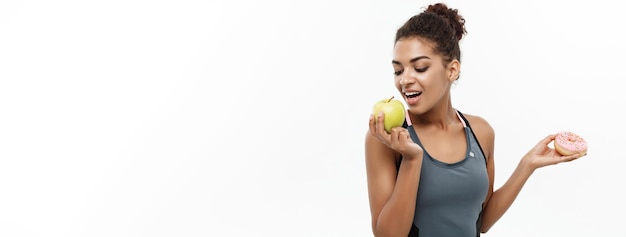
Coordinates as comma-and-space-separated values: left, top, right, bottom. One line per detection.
395, 3, 467, 65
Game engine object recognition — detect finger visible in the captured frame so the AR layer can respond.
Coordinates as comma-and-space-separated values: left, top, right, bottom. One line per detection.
397, 129, 406, 144
393, 127, 408, 145
399, 129, 415, 152
398, 129, 410, 144
394, 130, 406, 152
375, 112, 392, 145
564, 152, 586, 162
390, 127, 400, 149
376, 112, 387, 135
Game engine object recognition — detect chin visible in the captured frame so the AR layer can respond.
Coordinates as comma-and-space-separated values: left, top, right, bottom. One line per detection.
407, 106, 427, 115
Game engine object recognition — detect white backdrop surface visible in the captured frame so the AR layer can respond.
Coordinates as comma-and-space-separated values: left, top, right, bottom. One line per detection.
1, 0, 624, 236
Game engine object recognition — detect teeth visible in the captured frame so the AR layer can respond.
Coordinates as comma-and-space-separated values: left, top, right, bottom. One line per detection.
405, 91, 421, 96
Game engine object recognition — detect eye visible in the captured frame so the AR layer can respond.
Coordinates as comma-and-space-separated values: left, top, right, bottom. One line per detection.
415, 67, 428, 73
394, 69, 403, 76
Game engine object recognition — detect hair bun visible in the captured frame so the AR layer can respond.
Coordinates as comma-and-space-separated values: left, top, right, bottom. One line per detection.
425, 3, 466, 40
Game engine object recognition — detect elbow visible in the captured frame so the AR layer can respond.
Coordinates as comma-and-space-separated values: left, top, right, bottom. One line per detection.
371, 226, 392, 237
478, 219, 491, 234
480, 224, 492, 234
372, 223, 409, 237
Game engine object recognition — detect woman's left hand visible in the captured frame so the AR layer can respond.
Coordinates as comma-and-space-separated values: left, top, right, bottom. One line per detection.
521, 134, 587, 170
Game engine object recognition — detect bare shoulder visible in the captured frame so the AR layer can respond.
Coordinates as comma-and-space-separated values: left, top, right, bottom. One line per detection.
364, 131, 399, 162
462, 113, 494, 137
460, 112, 495, 157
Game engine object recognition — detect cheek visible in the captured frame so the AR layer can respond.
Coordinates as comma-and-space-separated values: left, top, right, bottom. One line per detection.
425, 70, 449, 87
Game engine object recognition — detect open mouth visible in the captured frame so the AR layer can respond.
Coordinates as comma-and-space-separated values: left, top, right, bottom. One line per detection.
404, 91, 422, 98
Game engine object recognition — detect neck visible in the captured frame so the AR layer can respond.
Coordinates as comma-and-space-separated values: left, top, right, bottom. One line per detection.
409, 96, 459, 130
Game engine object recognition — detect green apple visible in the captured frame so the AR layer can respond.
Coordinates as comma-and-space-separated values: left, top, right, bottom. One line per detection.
372, 96, 406, 133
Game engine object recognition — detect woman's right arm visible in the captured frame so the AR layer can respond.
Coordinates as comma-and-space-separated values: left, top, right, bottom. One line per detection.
365, 114, 424, 237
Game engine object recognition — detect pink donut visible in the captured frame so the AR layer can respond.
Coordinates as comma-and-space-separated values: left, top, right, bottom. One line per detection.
554, 131, 587, 156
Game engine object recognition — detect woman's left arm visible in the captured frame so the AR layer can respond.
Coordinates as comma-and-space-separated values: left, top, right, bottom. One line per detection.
467, 116, 586, 233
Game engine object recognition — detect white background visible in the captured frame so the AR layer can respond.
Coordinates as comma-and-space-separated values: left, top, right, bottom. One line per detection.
1, 0, 624, 236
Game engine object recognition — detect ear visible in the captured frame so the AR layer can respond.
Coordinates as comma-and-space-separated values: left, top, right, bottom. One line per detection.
447, 59, 460, 82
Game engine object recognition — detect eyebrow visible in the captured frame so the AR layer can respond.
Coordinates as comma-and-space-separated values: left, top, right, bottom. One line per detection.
392, 56, 431, 65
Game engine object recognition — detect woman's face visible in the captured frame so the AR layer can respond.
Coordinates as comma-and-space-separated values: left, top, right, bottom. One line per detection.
392, 37, 457, 115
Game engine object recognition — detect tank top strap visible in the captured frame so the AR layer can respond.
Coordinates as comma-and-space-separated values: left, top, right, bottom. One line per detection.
455, 110, 467, 128
455, 109, 488, 165
405, 110, 412, 126
405, 115, 421, 148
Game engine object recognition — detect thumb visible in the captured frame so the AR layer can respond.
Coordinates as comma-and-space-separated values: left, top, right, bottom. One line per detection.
539, 133, 557, 146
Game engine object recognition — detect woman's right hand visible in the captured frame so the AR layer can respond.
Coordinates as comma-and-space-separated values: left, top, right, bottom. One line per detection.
369, 112, 424, 160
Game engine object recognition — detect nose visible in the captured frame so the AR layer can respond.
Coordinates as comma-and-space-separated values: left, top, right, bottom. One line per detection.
399, 73, 414, 86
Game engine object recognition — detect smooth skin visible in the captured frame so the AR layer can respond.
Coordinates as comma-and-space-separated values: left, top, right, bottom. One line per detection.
365, 37, 586, 237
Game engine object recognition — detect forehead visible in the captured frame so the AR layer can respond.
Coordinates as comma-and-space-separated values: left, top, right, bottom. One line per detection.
393, 37, 437, 63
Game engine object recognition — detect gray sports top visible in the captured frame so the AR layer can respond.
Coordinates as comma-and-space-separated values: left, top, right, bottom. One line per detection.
399, 110, 489, 237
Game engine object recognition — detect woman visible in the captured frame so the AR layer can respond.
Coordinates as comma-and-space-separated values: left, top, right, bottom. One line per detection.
364, 3, 586, 237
